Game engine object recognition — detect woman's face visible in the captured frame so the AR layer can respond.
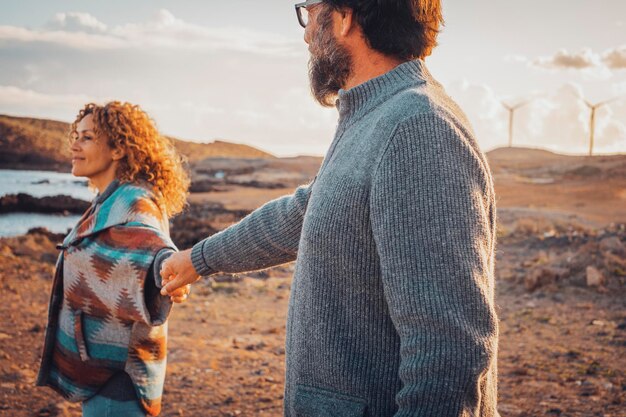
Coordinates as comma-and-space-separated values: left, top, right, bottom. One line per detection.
70, 114, 122, 187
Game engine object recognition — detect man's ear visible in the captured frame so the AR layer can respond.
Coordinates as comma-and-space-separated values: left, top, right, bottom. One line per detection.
339, 7, 354, 37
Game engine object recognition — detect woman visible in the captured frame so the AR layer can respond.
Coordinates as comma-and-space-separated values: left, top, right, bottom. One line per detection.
37, 102, 190, 417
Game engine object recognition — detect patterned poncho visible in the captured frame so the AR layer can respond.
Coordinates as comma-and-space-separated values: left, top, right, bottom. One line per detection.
37, 181, 177, 416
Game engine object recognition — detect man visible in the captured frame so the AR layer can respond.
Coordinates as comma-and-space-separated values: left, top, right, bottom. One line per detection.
161, 0, 499, 415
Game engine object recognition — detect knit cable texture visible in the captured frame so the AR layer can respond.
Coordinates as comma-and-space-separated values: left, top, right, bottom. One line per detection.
191, 59, 499, 417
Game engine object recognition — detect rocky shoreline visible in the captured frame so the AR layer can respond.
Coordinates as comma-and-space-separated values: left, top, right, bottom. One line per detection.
0, 191, 251, 249
0, 193, 90, 215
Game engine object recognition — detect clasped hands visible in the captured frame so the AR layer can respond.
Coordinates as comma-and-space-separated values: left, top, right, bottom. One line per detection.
160, 248, 201, 303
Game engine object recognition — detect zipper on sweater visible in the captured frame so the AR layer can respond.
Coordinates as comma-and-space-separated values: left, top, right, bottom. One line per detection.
316, 121, 349, 181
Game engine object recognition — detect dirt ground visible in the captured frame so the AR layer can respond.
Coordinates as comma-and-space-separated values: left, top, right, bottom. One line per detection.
1, 149, 625, 417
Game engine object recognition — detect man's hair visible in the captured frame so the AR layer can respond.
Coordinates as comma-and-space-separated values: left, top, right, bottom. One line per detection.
323, 0, 443, 60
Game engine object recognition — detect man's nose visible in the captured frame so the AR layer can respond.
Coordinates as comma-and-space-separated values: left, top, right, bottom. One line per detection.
303, 25, 311, 45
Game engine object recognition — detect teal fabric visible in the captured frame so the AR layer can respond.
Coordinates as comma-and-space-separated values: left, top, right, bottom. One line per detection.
37, 180, 176, 416
82, 393, 147, 417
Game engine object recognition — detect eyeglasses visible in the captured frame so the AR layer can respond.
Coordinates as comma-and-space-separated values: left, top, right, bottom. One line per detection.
295, 0, 324, 28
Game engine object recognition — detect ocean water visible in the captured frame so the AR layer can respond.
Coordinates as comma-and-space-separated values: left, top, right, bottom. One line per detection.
0, 212, 81, 237
0, 169, 95, 200
0, 169, 95, 237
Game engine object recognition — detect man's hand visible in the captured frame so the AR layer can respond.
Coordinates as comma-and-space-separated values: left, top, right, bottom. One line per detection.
160, 248, 201, 300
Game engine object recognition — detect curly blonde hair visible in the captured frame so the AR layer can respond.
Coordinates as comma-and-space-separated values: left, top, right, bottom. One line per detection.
70, 102, 190, 217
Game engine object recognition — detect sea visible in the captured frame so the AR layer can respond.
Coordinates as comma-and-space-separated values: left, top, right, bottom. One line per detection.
0, 169, 96, 237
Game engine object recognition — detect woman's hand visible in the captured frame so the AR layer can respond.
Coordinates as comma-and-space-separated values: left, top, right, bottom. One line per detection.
160, 248, 200, 301
165, 283, 192, 303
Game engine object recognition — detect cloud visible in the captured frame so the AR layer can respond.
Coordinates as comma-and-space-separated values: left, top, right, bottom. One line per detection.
612, 81, 626, 96
447, 79, 508, 151
446, 80, 626, 154
512, 46, 626, 78
0, 85, 106, 121
532, 48, 600, 70
110, 9, 301, 55
602, 45, 626, 69
0, 9, 302, 56
47, 12, 107, 33
0, 25, 124, 50
0, 81, 337, 157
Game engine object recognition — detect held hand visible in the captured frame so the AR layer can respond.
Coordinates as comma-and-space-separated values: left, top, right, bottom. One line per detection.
164, 282, 192, 304
160, 249, 200, 298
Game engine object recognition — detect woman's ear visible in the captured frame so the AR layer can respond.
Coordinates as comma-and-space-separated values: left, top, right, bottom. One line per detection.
112, 147, 126, 161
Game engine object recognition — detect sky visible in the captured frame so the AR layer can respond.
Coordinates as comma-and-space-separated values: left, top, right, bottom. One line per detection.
0, 0, 625, 156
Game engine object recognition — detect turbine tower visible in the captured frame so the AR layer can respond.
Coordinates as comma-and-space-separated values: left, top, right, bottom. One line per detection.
501, 101, 531, 148
580, 97, 622, 156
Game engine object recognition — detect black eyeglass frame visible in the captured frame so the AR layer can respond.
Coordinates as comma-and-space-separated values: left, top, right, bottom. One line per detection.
295, 0, 324, 28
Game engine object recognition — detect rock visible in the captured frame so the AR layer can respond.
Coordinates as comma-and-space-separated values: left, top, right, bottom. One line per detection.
586, 266, 605, 287
568, 242, 598, 271
169, 202, 249, 249
497, 404, 524, 416
604, 252, 626, 276
599, 236, 625, 255
245, 342, 267, 351
212, 273, 243, 283
524, 266, 570, 291
0, 245, 14, 258
27, 227, 65, 242
189, 179, 223, 193
551, 293, 565, 303
0, 193, 89, 214
248, 270, 270, 279
567, 165, 602, 178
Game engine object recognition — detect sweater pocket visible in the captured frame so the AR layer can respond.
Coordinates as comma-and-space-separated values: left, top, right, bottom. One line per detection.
73, 310, 91, 362
294, 384, 367, 417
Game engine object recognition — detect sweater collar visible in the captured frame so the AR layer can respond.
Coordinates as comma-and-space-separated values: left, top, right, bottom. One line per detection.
63, 181, 169, 247
94, 179, 121, 205
336, 59, 430, 122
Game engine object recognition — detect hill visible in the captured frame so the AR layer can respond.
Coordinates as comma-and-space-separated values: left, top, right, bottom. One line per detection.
486, 146, 626, 225
0, 114, 274, 171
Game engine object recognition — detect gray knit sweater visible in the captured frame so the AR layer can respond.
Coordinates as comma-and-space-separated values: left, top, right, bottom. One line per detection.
191, 60, 499, 417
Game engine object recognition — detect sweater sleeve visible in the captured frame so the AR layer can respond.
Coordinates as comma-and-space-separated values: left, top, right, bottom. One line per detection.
369, 113, 499, 417
190, 183, 313, 276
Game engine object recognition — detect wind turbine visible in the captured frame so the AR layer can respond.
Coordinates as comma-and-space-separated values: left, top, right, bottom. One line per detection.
501, 100, 531, 148
580, 96, 623, 156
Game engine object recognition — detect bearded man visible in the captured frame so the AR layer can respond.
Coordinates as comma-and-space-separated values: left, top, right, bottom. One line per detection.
161, 1, 500, 415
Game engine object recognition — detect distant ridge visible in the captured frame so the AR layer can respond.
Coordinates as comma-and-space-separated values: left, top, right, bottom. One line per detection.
0, 114, 274, 171
487, 146, 576, 161
486, 146, 626, 178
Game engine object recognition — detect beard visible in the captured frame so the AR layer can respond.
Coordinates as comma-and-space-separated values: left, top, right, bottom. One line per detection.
308, 7, 353, 107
